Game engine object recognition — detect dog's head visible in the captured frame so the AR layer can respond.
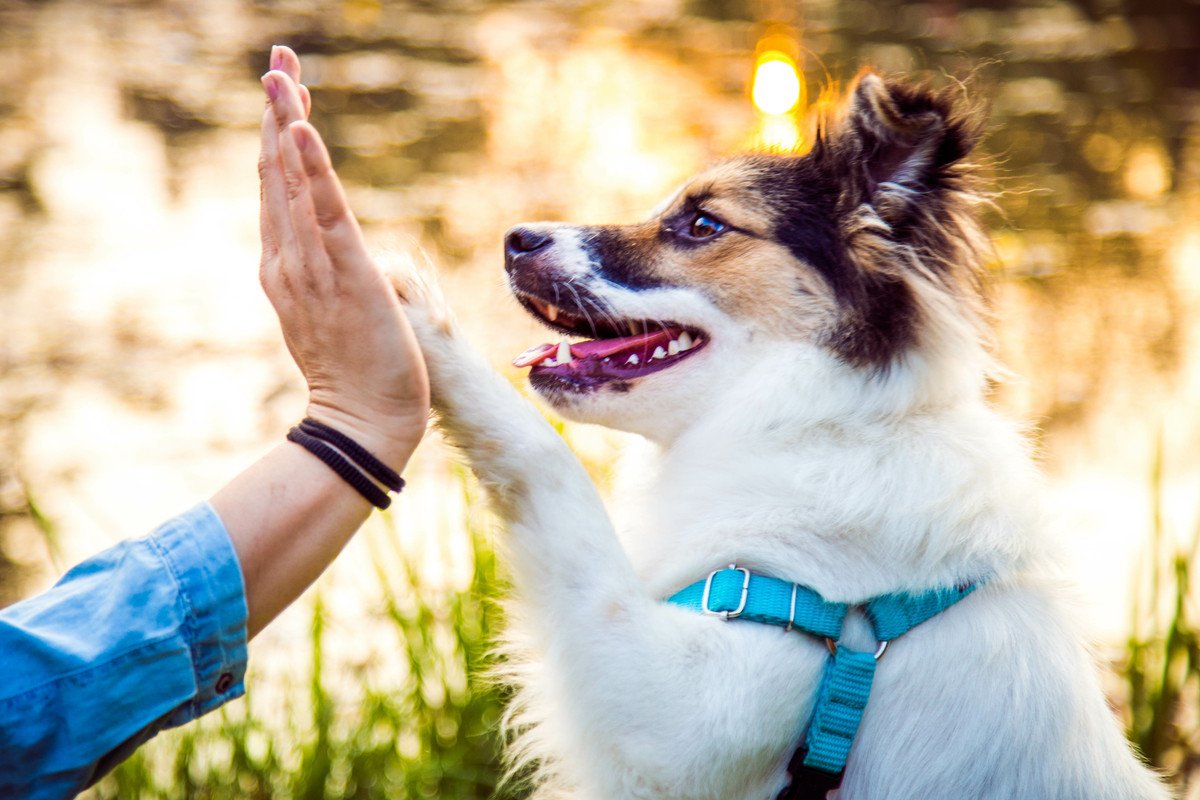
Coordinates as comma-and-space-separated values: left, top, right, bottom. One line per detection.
506, 73, 992, 440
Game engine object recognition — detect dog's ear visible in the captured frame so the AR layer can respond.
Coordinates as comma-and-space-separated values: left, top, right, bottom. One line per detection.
795, 73, 988, 371
832, 72, 982, 221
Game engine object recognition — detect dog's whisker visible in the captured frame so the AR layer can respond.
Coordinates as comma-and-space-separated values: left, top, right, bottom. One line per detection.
562, 281, 599, 339
584, 293, 628, 339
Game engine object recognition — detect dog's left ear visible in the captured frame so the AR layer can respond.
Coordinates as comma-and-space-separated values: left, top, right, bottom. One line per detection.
833, 72, 981, 220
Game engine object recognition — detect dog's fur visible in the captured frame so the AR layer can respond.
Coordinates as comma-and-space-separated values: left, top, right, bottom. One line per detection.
389, 73, 1169, 799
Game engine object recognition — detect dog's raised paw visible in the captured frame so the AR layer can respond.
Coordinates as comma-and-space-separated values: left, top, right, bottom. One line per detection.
377, 249, 455, 339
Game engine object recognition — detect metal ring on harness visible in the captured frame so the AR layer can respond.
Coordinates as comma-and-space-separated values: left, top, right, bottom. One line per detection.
700, 564, 751, 620
824, 637, 889, 660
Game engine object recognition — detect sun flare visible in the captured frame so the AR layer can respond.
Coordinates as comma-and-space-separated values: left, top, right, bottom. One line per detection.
752, 52, 802, 115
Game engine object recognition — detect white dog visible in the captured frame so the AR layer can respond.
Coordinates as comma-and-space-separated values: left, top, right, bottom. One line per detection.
391, 72, 1169, 799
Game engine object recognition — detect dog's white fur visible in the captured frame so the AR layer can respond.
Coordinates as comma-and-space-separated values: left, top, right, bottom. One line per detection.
389, 255, 1168, 799
385, 80, 1169, 795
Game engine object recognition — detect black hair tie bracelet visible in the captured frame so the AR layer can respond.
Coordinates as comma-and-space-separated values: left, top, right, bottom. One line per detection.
298, 417, 404, 492
286, 424, 403, 510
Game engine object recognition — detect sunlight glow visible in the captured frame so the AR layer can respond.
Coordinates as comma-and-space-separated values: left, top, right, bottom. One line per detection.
752, 52, 802, 115
1124, 142, 1170, 199
758, 114, 802, 151
750, 45, 805, 151
1172, 227, 1200, 296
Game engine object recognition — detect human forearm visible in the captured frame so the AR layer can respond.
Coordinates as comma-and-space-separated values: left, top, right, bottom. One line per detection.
0, 43, 431, 793
210, 436, 410, 639
215, 44, 428, 640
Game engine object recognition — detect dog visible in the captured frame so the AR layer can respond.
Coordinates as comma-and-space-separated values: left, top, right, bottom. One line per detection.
390, 72, 1170, 799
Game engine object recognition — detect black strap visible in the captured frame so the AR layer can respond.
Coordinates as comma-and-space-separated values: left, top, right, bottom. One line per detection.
287, 427, 392, 509
776, 746, 843, 800
299, 417, 405, 492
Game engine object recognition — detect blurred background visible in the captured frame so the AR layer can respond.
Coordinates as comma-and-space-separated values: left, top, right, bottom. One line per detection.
1, 0, 1198, 796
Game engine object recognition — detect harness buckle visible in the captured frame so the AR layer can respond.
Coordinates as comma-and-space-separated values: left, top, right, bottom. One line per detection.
701, 564, 751, 620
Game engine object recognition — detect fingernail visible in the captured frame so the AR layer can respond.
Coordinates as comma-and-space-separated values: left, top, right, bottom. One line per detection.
270, 45, 282, 71
262, 74, 279, 102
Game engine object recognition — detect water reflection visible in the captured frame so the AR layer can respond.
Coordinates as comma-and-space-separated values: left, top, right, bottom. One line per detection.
0, 1, 1198, 650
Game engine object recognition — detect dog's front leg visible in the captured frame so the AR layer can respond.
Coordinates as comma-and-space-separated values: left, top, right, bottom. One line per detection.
388, 266, 642, 611
389, 267, 813, 798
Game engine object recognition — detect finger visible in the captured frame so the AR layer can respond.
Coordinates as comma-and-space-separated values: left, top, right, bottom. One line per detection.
262, 70, 306, 134
259, 168, 279, 283
260, 70, 312, 297
268, 46, 311, 119
279, 121, 335, 287
259, 102, 299, 292
259, 108, 281, 275
298, 83, 312, 118
270, 45, 303, 84
288, 121, 372, 270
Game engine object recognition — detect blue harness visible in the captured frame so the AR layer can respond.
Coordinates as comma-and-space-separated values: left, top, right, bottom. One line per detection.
666, 565, 980, 798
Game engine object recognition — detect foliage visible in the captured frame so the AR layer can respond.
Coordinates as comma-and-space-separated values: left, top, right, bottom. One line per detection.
73, 444, 1200, 797
89, 469, 522, 800
1123, 438, 1200, 788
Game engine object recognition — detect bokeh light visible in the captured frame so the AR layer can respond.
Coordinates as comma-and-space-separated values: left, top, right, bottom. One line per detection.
752, 53, 802, 115
1124, 142, 1171, 199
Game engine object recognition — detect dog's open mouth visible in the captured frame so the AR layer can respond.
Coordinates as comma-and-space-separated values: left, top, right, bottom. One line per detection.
511, 293, 707, 388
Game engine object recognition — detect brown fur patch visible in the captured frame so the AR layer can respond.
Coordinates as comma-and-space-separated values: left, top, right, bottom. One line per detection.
587, 160, 841, 337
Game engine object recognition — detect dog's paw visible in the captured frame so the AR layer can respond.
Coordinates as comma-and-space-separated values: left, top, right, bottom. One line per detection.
377, 249, 455, 341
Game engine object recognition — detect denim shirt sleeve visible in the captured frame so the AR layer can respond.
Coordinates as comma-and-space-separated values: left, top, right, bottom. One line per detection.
0, 502, 249, 799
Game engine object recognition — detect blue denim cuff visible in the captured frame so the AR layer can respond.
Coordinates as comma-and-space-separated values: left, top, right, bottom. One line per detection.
0, 502, 251, 797
147, 501, 249, 728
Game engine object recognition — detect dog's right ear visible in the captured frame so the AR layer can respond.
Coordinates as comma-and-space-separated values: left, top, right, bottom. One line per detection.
831, 71, 982, 221
793, 73, 989, 371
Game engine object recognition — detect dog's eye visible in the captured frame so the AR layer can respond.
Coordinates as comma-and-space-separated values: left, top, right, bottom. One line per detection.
687, 213, 728, 240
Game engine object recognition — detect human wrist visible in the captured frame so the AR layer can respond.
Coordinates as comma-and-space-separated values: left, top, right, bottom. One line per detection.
302, 401, 425, 477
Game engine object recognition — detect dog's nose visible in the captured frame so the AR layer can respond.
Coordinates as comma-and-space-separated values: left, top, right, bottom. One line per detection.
505, 226, 553, 258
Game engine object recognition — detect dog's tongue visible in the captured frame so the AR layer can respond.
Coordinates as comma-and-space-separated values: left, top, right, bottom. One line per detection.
512, 329, 675, 368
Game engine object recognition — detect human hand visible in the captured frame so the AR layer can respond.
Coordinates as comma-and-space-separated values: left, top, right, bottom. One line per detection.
258, 46, 429, 472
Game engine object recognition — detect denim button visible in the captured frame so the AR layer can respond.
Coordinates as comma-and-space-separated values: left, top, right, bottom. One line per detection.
215, 672, 233, 693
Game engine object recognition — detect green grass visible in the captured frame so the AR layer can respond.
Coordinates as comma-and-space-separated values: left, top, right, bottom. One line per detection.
80, 448, 1200, 797
89, 467, 519, 800
1123, 437, 1200, 786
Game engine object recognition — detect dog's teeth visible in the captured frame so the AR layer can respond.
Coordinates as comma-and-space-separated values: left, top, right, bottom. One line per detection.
668, 339, 680, 356
626, 353, 639, 365
652, 346, 667, 360
546, 304, 559, 322
557, 340, 571, 363
678, 331, 694, 350
543, 358, 557, 367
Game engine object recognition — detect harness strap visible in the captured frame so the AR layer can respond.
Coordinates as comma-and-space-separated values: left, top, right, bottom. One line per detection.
665, 566, 982, 794
801, 645, 877, 774
668, 566, 847, 639
865, 584, 977, 641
